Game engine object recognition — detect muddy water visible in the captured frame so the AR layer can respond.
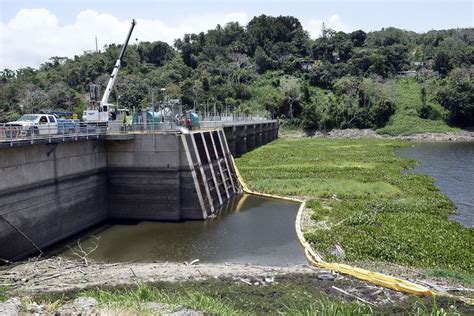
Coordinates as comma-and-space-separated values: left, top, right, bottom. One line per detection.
397, 142, 474, 228
56, 194, 307, 266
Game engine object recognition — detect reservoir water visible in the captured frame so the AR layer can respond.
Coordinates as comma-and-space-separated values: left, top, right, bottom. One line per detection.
55, 194, 307, 266
397, 142, 474, 228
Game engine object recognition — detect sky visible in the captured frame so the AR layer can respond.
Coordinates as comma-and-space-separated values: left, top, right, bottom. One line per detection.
0, 0, 473, 70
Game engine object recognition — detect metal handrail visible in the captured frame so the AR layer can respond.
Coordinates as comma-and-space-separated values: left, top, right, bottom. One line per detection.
0, 117, 278, 146
0, 122, 105, 147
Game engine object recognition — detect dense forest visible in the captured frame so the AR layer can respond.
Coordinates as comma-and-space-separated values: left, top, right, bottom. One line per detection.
1, 15, 473, 132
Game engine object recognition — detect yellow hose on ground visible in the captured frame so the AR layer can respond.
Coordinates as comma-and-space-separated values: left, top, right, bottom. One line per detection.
231, 157, 474, 305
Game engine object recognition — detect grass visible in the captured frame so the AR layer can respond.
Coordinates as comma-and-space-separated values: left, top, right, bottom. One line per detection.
423, 268, 474, 288
77, 280, 375, 315
236, 138, 474, 277
32, 278, 471, 315
0, 285, 8, 302
377, 79, 459, 136
81, 283, 237, 314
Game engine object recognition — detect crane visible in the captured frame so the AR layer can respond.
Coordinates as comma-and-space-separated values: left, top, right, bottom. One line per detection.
83, 19, 136, 125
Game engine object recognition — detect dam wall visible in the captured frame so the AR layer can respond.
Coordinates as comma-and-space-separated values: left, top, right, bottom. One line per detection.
0, 121, 279, 261
0, 141, 108, 260
106, 130, 239, 221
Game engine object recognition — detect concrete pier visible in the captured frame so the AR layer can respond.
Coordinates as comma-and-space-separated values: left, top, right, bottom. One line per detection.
0, 120, 279, 261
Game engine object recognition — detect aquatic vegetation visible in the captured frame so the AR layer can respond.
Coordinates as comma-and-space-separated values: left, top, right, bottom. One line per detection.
236, 138, 474, 275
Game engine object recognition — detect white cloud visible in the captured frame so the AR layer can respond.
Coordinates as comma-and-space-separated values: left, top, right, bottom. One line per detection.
304, 14, 349, 39
0, 9, 250, 70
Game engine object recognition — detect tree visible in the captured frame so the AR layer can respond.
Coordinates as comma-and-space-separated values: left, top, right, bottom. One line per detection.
382, 44, 409, 72
138, 41, 175, 66
433, 50, 452, 76
350, 30, 367, 47
280, 77, 302, 120
437, 67, 474, 127
306, 62, 335, 89
255, 46, 274, 73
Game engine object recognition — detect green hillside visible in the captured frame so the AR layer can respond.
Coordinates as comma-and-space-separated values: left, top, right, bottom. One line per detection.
1, 16, 473, 133
378, 79, 459, 135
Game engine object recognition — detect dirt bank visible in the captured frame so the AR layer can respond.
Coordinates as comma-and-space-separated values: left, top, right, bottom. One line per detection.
0, 257, 441, 316
0, 256, 425, 307
286, 128, 474, 141
396, 131, 474, 141
1, 258, 313, 295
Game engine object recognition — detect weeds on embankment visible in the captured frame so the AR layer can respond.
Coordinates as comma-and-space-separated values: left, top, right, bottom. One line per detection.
50, 278, 468, 315
236, 138, 474, 282
0, 285, 8, 302
377, 79, 459, 136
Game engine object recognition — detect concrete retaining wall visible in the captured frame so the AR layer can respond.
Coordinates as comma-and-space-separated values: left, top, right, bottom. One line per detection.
0, 140, 108, 260
106, 133, 185, 221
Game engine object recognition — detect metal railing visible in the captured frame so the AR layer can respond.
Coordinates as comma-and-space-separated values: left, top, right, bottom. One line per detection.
0, 122, 106, 147
199, 114, 274, 129
0, 116, 277, 146
199, 113, 271, 122
108, 121, 180, 134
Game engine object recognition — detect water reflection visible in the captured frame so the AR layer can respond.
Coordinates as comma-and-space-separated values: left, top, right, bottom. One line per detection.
56, 194, 307, 266
398, 142, 474, 228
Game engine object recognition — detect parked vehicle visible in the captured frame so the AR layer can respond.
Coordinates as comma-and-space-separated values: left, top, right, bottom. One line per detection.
57, 118, 80, 134
4, 114, 58, 137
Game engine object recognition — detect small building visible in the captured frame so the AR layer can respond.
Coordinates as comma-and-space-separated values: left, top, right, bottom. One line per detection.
411, 60, 430, 67
299, 59, 318, 71
396, 70, 417, 77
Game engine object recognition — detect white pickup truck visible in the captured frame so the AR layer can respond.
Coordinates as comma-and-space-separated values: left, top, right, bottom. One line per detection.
4, 114, 58, 137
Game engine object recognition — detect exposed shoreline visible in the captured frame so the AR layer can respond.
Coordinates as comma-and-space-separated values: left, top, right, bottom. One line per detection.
0, 258, 314, 295
0, 256, 454, 312
284, 128, 474, 142
2, 255, 473, 314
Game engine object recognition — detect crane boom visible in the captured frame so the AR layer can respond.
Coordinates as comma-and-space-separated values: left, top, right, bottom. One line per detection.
100, 19, 136, 108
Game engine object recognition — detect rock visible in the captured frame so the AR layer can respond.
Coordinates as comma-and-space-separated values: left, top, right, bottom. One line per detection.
264, 277, 275, 283
0, 297, 22, 316
56, 297, 98, 315
169, 308, 205, 316
318, 271, 336, 281
25, 302, 44, 314
326, 129, 381, 139
144, 302, 173, 313
73, 297, 98, 309
331, 244, 345, 258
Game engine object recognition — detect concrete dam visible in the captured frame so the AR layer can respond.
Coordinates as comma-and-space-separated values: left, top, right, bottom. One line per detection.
0, 121, 279, 261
